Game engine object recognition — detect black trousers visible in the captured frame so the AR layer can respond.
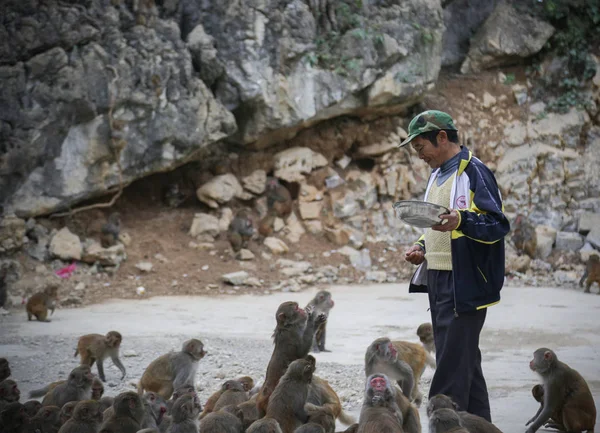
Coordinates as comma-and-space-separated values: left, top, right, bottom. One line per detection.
427, 269, 491, 422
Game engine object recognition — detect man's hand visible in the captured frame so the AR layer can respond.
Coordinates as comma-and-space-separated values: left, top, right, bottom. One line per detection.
431, 209, 460, 232
405, 245, 425, 265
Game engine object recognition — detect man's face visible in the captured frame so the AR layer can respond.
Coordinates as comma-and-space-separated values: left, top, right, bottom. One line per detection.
411, 134, 443, 169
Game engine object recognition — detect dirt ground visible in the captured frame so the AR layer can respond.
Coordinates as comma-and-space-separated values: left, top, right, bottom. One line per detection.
2, 283, 599, 432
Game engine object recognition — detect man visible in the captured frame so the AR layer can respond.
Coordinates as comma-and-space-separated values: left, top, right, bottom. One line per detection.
399, 110, 510, 421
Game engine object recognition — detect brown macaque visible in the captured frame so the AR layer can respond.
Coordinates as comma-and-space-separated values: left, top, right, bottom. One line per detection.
307, 376, 355, 427
511, 214, 537, 259
167, 393, 201, 433
99, 391, 145, 433
30, 405, 61, 433
26, 284, 59, 322
357, 374, 403, 433
228, 210, 255, 253
140, 391, 168, 430
393, 385, 421, 433
59, 401, 77, 425
167, 385, 197, 414
530, 384, 563, 430
416, 323, 435, 355
579, 254, 600, 294
91, 377, 104, 400
0, 379, 20, 409
23, 400, 42, 418
266, 178, 293, 219
364, 337, 415, 401
0, 358, 10, 382
266, 356, 315, 433
390, 339, 435, 407
427, 394, 502, 433
304, 404, 335, 433
75, 331, 126, 382
256, 302, 326, 417
429, 408, 469, 433
247, 417, 283, 432
213, 380, 249, 412
258, 214, 276, 238
0, 402, 30, 433
305, 291, 335, 353
58, 400, 104, 433
41, 365, 94, 408
525, 348, 596, 433
295, 424, 325, 433
237, 394, 260, 430
100, 213, 121, 248
199, 406, 243, 433
29, 380, 63, 399
138, 338, 206, 400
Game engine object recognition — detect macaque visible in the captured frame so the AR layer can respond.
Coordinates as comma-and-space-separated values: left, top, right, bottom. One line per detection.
58, 400, 104, 433
30, 405, 61, 433
307, 375, 355, 427
511, 214, 537, 259
427, 394, 502, 433
525, 348, 596, 433
140, 392, 168, 430
305, 291, 335, 353
23, 400, 42, 417
91, 378, 104, 400
228, 210, 255, 253
0, 402, 29, 433
390, 338, 435, 406
41, 365, 94, 408
99, 391, 145, 433
0, 358, 10, 382
59, 401, 77, 425
295, 424, 325, 433
266, 178, 293, 219
416, 323, 435, 355
26, 284, 58, 322
256, 302, 325, 417
579, 254, 600, 294
304, 404, 335, 433
167, 393, 201, 433
266, 357, 316, 433
75, 331, 126, 382
100, 213, 121, 248
0, 379, 20, 411
213, 380, 249, 412
429, 408, 469, 433
138, 339, 206, 400
364, 337, 414, 401
246, 418, 283, 433
357, 374, 404, 433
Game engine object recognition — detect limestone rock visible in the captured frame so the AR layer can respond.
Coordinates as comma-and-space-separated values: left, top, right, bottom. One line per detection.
222, 271, 249, 285
81, 242, 126, 267
219, 208, 234, 233
186, 25, 224, 87
586, 227, 600, 250
237, 249, 255, 261
299, 201, 323, 220
365, 271, 387, 283
196, 175, 248, 208
535, 226, 557, 259
135, 262, 153, 272
579, 243, 598, 262
578, 212, 600, 235
189, 213, 221, 238
299, 183, 322, 202
264, 237, 289, 254
461, 1, 555, 73
241, 170, 267, 195
555, 232, 584, 251
49, 228, 82, 261
304, 220, 323, 234
283, 213, 305, 243
273, 147, 328, 182
273, 218, 285, 232
0, 215, 26, 254
482, 92, 497, 109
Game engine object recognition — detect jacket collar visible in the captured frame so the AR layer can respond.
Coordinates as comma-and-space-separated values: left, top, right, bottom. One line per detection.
430, 145, 472, 177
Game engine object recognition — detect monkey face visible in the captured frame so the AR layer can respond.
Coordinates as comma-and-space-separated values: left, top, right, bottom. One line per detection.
530, 348, 554, 374
106, 331, 122, 348
369, 376, 388, 393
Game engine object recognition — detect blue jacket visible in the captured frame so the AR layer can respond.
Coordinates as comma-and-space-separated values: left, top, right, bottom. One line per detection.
408, 146, 510, 314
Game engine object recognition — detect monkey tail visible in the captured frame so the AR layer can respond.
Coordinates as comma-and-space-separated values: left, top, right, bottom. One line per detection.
28, 385, 51, 398
337, 409, 356, 426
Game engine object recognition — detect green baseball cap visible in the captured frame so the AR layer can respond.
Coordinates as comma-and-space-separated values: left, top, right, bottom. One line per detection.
397, 110, 458, 148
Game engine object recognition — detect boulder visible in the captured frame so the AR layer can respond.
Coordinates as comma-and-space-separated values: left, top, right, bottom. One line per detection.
81, 242, 126, 267
578, 212, 600, 235
196, 174, 250, 208
264, 237, 289, 254
49, 228, 82, 261
222, 271, 249, 285
241, 170, 267, 195
0, 215, 26, 254
283, 212, 305, 243
461, 1, 555, 73
299, 201, 323, 220
535, 226, 557, 259
555, 232, 584, 251
273, 147, 328, 182
189, 213, 221, 238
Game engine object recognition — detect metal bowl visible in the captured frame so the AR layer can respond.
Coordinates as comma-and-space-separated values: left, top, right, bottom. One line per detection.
393, 200, 450, 228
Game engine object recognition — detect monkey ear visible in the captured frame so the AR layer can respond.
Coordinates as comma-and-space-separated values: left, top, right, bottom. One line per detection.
543, 351, 552, 360
277, 312, 286, 322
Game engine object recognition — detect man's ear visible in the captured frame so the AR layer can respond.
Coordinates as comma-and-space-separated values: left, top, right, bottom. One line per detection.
437, 129, 448, 144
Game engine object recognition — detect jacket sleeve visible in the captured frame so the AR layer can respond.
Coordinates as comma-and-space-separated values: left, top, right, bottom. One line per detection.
457, 162, 510, 243
414, 234, 425, 251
